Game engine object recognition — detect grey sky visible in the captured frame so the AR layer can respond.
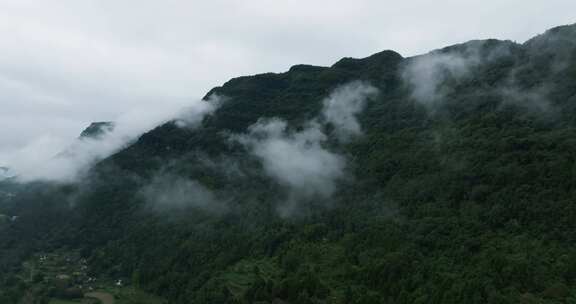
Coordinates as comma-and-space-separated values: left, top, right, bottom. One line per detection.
0, 0, 574, 167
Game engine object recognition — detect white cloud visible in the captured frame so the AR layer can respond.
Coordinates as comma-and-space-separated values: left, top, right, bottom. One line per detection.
237, 118, 346, 216
139, 173, 226, 213
234, 81, 376, 216
402, 53, 474, 105
401, 40, 518, 107
322, 81, 379, 142
1, 97, 219, 182
174, 94, 223, 128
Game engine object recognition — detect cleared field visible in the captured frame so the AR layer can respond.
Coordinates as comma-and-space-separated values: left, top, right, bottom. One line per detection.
49, 297, 100, 304
85, 292, 114, 304
111, 287, 167, 304
48, 299, 82, 304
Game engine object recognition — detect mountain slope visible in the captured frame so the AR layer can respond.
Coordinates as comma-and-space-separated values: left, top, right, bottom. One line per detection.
3, 23, 576, 304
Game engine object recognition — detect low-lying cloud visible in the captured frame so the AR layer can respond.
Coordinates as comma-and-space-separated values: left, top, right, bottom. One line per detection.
174, 94, 223, 128
322, 81, 379, 142
234, 81, 378, 216
238, 118, 345, 207
402, 40, 517, 107
139, 173, 226, 214
499, 83, 553, 113
1, 96, 221, 183
402, 52, 473, 105
401, 40, 556, 115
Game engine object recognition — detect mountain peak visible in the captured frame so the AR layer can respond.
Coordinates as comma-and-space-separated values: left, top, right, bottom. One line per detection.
524, 22, 576, 54
331, 50, 403, 70
0, 167, 10, 180
533, 22, 576, 39
79, 122, 115, 139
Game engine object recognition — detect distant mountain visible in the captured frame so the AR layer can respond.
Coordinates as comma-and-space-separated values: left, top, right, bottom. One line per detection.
3, 23, 576, 304
79, 121, 115, 139
54, 121, 116, 160
0, 167, 8, 178
0, 168, 17, 207
0, 167, 14, 181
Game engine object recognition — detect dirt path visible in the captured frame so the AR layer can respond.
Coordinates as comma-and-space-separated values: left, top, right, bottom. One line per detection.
85, 292, 115, 304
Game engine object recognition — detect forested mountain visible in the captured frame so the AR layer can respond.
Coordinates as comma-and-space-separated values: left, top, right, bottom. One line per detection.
2, 23, 576, 303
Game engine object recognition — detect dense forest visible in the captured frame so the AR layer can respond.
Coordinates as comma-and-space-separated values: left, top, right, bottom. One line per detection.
2, 23, 576, 303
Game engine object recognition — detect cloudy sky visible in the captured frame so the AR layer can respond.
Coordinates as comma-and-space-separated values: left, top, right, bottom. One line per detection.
0, 0, 575, 168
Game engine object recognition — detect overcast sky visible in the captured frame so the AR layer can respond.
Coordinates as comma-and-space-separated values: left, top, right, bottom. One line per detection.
0, 0, 575, 167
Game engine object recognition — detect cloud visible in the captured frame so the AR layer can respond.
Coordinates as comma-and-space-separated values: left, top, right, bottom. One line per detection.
321, 81, 379, 142
2, 97, 220, 183
401, 40, 521, 109
498, 79, 553, 114
233, 81, 376, 216
0, 167, 13, 181
174, 94, 223, 128
402, 52, 474, 106
138, 173, 225, 214
237, 118, 345, 216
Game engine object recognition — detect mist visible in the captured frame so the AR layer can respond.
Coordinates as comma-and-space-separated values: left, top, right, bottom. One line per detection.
235, 81, 378, 216
239, 118, 345, 207
498, 81, 553, 113
321, 81, 379, 142
1, 96, 220, 183
139, 173, 226, 214
402, 52, 473, 106
401, 39, 555, 114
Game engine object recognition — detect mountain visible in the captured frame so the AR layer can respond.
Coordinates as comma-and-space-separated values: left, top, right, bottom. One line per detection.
0, 167, 12, 181
0, 167, 16, 202
2, 23, 576, 304
78, 121, 115, 140
55, 120, 116, 161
